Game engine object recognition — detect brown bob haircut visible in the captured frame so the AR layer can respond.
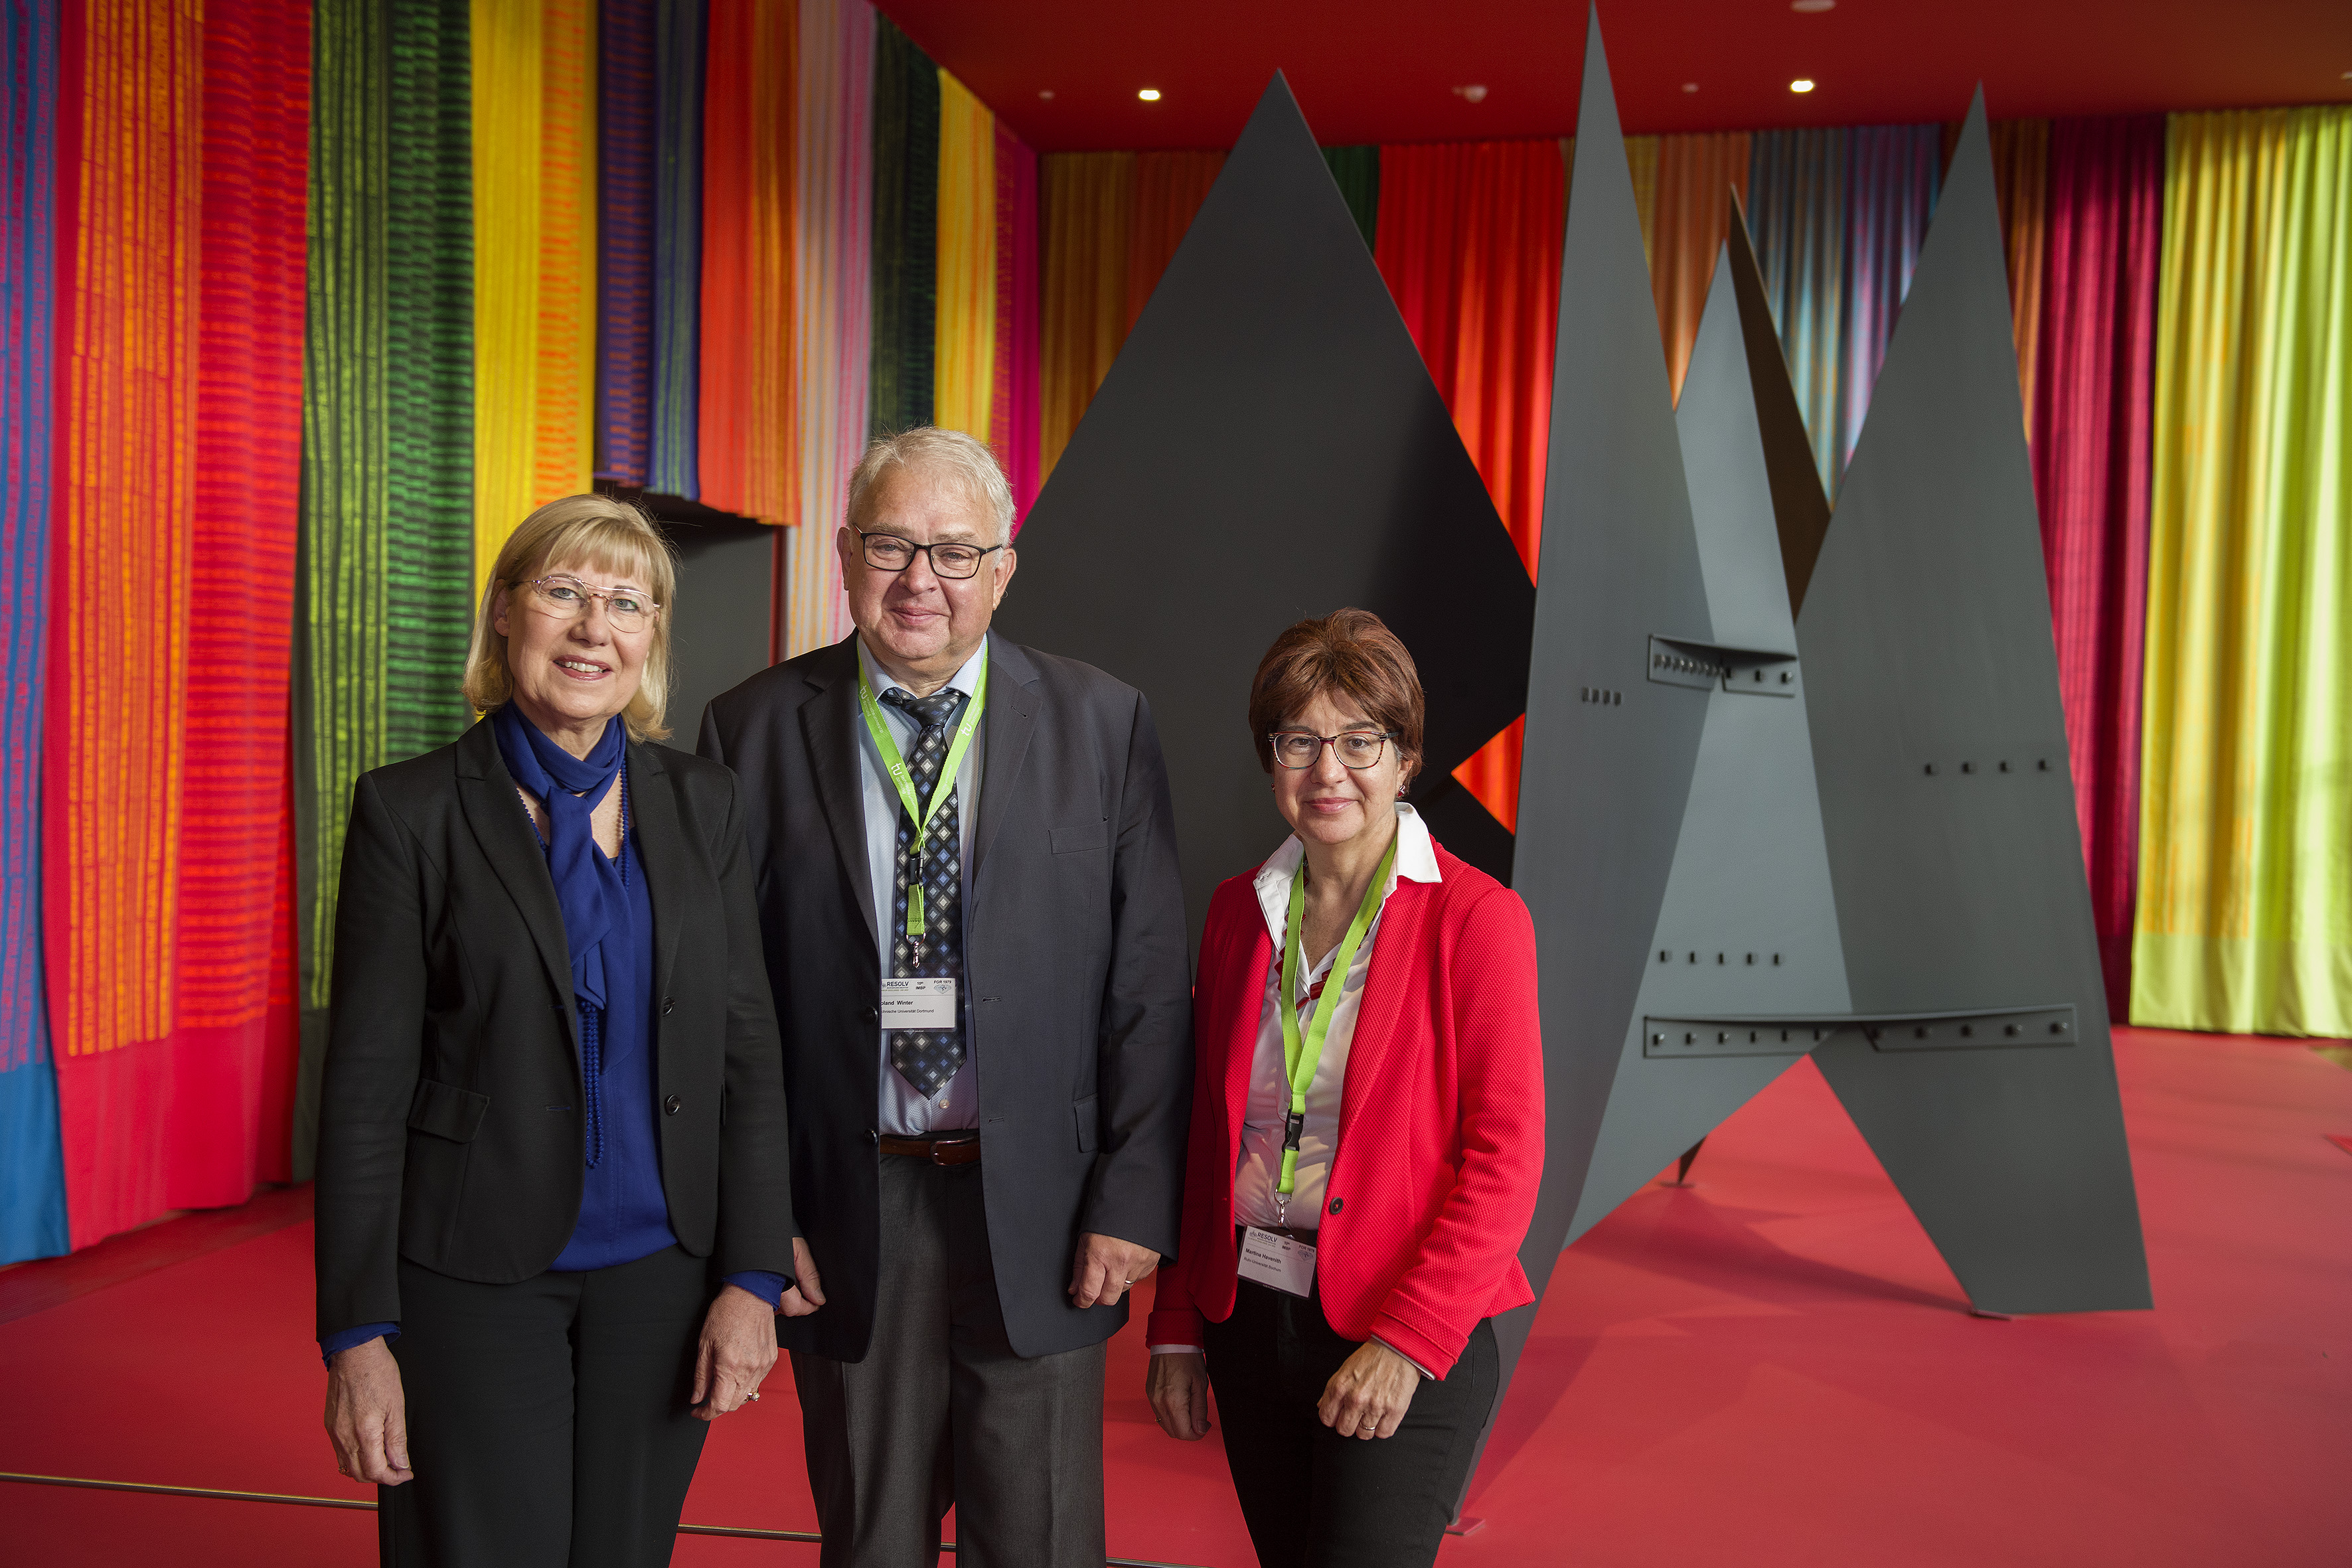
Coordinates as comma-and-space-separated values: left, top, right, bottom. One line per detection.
1247, 608, 1425, 789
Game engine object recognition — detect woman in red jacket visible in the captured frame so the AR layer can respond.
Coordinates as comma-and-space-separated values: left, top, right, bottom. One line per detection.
1144, 608, 1545, 1567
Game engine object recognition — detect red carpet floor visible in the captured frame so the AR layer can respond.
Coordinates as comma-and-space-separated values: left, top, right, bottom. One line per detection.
3, 1026, 2347, 1565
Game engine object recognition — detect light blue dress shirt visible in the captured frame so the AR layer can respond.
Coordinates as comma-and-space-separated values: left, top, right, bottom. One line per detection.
854, 634, 984, 1135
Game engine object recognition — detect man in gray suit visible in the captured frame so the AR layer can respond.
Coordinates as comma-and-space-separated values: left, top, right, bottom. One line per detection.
698, 427, 1192, 1567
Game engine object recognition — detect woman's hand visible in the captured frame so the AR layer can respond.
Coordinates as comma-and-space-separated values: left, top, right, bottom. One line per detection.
779, 1236, 825, 1318
1146, 1352, 1212, 1441
1317, 1340, 1421, 1439
325, 1337, 414, 1485
692, 1283, 780, 1421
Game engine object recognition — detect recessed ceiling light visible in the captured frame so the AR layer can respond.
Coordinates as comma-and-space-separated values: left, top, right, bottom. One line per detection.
1038, 89, 1054, 100
1452, 84, 1489, 102
1682, 82, 1699, 93
1792, 0, 1836, 11
1790, 78, 1817, 93
1137, 88, 1161, 102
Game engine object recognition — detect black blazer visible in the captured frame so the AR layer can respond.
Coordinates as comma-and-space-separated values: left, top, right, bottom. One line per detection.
699, 634, 1193, 1360
313, 718, 795, 1340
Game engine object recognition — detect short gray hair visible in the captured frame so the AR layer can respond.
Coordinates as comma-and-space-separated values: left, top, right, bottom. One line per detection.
846, 427, 1016, 546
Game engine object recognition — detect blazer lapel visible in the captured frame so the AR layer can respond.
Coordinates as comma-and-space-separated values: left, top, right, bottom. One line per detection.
799, 637, 881, 953
972, 638, 1038, 881
1336, 878, 1432, 1134
628, 740, 690, 998
454, 720, 575, 1002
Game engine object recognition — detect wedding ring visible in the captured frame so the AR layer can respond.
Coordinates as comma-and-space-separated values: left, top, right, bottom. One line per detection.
746, 1389, 761, 1402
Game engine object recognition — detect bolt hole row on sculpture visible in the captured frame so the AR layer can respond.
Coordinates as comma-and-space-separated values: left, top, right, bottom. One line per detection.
994, 0, 2150, 1503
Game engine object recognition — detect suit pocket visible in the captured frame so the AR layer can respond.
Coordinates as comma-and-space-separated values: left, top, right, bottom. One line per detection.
1050, 820, 1110, 855
407, 1079, 491, 1143
1073, 1093, 1099, 1153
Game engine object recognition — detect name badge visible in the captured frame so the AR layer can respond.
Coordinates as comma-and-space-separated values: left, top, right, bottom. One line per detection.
879, 978, 958, 1028
1237, 1225, 1316, 1298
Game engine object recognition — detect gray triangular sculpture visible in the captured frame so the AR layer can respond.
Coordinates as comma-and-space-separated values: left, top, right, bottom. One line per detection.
1510, 17, 2149, 1395
993, 72, 1533, 942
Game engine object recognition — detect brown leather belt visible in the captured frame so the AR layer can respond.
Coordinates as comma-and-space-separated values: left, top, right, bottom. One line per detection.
876, 1133, 982, 1166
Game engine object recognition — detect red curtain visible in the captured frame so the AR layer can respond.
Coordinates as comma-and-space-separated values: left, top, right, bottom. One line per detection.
992, 121, 1041, 519
1375, 141, 1564, 830
2031, 116, 2163, 1018
1124, 151, 1223, 337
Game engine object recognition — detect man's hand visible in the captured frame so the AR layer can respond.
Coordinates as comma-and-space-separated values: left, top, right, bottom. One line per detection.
691, 1283, 779, 1421
324, 1337, 414, 1486
779, 1236, 825, 1319
1067, 1232, 1159, 1309
1146, 1351, 1211, 1440
1317, 1340, 1421, 1439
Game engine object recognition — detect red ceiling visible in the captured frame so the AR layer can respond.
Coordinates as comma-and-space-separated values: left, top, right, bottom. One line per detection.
879, 0, 2352, 153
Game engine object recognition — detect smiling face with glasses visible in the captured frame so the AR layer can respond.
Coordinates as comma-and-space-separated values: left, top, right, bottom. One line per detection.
837, 463, 1018, 694
1267, 690, 1415, 855
493, 558, 661, 755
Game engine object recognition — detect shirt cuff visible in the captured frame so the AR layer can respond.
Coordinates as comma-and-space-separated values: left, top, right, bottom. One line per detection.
1146, 1344, 1205, 1356
723, 1270, 790, 1309
320, 1323, 400, 1366
1370, 1336, 1433, 1380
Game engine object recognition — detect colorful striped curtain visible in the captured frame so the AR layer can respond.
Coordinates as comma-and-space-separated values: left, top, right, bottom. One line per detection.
1651, 132, 1750, 399
471, 0, 595, 587
868, 14, 935, 436
2031, 117, 2163, 1018
1125, 151, 1225, 335
698, 0, 795, 522
0, 0, 68, 1265
648, 0, 702, 497
781, 0, 870, 654
2136, 106, 2352, 1037
1992, 119, 2052, 421
934, 68, 996, 441
993, 120, 1040, 517
1839, 124, 1942, 469
1322, 145, 1377, 249
1038, 151, 1133, 481
595, 0, 653, 483
1746, 128, 1847, 492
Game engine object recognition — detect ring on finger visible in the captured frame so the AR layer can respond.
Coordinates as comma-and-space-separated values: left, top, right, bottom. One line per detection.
746, 1389, 761, 1402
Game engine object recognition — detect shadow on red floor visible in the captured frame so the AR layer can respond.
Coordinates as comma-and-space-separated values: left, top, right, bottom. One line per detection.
3, 1028, 2346, 1565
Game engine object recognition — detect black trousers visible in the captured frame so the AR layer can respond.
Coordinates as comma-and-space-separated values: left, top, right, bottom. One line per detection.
791, 1154, 1107, 1568
380, 1245, 716, 1568
1203, 1275, 1500, 1568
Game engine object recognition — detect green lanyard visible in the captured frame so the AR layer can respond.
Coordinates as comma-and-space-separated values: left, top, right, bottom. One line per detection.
1276, 834, 1397, 1202
857, 655, 988, 945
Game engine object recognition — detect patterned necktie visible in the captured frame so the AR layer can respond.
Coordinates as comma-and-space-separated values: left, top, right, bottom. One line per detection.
878, 686, 969, 1099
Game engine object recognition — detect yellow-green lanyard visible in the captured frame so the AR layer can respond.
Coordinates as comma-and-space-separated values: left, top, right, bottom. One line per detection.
857, 657, 988, 956
1276, 836, 1397, 1212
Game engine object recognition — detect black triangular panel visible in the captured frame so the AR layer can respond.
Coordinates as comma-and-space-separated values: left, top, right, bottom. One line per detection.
1726, 200, 1833, 616
1510, 5, 1711, 1311
1798, 94, 2149, 1312
995, 74, 1534, 945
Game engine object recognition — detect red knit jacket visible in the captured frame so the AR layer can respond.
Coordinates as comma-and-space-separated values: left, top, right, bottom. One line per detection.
1145, 840, 1545, 1378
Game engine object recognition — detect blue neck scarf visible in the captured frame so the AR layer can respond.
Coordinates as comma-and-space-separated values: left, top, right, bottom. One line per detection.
493, 704, 629, 1013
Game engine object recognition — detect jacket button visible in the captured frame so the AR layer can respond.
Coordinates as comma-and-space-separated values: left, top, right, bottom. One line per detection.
664, 1095, 682, 1115
863, 1006, 879, 1024
661, 997, 674, 1016
1328, 1198, 1343, 1215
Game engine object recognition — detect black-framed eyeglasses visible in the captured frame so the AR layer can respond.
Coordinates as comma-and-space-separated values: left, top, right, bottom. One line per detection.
854, 526, 1006, 580
1267, 729, 1398, 770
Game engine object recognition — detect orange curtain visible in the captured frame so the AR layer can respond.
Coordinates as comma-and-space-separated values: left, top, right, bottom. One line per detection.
1038, 151, 1132, 482
1992, 119, 2052, 425
1375, 140, 1565, 830
1650, 132, 1751, 400
698, 0, 796, 522
1125, 150, 1223, 334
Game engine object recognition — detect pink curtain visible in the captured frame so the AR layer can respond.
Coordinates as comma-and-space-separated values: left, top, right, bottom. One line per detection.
2031, 116, 2164, 1017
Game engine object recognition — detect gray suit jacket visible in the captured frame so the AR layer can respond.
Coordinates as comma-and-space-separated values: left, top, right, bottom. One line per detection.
699, 633, 1193, 1360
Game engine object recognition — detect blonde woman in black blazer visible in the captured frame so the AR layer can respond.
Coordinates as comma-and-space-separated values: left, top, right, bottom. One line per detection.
314, 495, 806, 1567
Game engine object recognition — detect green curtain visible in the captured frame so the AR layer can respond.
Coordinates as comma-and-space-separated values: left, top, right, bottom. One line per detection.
2134, 106, 2352, 1036
868, 16, 936, 436
294, 0, 477, 1170
1321, 145, 1378, 250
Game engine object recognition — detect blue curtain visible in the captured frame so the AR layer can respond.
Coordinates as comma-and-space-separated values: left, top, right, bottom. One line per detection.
0, 0, 71, 1265
1840, 124, 1943, 469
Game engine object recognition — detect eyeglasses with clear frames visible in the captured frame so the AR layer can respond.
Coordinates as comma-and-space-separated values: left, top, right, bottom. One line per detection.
854, 527, 1006, 580
1267, 729, 1399, 770
522, 574, 661, 633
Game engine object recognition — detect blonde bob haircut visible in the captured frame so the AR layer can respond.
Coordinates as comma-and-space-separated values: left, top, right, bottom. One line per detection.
463, 493, 678, 742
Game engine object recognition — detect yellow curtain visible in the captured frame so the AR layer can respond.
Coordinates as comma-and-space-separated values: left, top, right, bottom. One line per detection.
933, 70, 996, 443
1651, 132, 1752, 400
2134, 106, 2352, 1036
472, 0, 596, 591
1038, 151, 1133, 482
